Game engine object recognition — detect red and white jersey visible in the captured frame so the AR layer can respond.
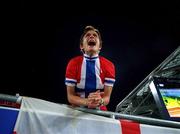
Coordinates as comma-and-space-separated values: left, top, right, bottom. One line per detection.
65, 54, 115, 97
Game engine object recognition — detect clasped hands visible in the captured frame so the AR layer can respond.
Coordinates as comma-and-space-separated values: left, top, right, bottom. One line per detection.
87, 90, 104, 109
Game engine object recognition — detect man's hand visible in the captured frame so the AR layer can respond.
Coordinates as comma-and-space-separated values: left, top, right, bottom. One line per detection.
87, 90, 104, 109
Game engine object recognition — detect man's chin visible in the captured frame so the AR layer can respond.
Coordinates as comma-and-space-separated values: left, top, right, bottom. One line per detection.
86, 50, 98, 56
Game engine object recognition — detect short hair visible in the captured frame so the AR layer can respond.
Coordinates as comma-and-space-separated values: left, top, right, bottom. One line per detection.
80, 25, 102, 47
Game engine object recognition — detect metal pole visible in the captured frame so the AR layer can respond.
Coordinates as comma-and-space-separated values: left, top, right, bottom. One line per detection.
74, 106, 180, 129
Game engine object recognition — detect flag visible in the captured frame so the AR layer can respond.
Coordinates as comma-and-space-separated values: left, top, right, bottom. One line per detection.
13, 97, 180, 134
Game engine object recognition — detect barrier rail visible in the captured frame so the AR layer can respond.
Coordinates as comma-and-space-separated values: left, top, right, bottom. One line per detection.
0, 93, 22, 104
74, 106, 180, 129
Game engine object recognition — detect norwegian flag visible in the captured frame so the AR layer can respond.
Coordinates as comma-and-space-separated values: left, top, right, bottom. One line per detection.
12, 97, 180, 134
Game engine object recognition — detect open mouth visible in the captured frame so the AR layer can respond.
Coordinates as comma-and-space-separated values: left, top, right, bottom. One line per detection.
88, 40, 96, 46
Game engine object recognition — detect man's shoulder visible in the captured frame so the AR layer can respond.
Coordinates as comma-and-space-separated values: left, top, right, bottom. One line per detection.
99, 56, 114, 65
69, 55, 83, 63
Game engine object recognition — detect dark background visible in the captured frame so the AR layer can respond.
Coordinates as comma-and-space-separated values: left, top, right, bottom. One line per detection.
1, 1, 180, 111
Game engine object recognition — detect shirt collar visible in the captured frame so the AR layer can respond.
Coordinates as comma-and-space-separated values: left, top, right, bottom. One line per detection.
84, 53, 99, 60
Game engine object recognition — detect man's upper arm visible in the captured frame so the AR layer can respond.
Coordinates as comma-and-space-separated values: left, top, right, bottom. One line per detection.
104, 86, 113, 97
67, 86, 76, 96
65, 59, 77, 86
104, 60, 116, 87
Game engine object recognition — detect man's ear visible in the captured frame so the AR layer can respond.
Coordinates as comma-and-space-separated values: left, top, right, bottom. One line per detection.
80, 44, 83, 50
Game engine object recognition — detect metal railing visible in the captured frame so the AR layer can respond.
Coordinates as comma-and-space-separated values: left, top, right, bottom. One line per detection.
74, 106, 180, 129
0, 93, 22, 104
1, 93, 179, 129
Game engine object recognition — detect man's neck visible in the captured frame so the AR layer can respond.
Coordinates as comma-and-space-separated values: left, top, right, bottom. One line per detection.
85, 51, 99, 57
84, 53, 99, 58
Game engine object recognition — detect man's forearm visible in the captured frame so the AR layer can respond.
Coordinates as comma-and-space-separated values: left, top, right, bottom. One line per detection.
68, 94, 88, 106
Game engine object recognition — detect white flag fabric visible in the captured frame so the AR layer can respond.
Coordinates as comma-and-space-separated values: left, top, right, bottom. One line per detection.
13, 97, 180, 134
120, 119, 180, 134
13, 97, 121, 134
140, 123, 180, 134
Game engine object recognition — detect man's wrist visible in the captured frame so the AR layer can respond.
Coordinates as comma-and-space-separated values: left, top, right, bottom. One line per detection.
84, 98, 88, 106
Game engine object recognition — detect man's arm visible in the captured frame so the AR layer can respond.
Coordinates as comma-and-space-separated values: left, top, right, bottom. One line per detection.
67, 86, 88, 106
102, 85, 113, 106
88, 86, 113, 108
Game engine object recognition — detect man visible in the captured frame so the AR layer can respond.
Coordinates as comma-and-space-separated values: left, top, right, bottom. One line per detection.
65, 25, 115, 111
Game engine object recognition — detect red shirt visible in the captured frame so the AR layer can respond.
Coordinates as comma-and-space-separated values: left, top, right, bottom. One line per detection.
65, 54, 115, 110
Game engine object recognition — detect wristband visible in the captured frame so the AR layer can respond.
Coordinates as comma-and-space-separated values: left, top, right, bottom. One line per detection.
99, 98, 104, 106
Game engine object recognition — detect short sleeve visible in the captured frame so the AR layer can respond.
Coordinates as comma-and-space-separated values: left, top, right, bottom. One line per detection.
104, 60, 116, 87
65, 58, 77, 87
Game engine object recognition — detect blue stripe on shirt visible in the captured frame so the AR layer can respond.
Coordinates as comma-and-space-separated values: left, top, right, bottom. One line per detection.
85, 60, 96, 97
105, 79, 115, 84
65, 80, 77, 84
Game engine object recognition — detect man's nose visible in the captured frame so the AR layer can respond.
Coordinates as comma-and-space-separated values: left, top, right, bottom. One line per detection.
89, 34, 95, 38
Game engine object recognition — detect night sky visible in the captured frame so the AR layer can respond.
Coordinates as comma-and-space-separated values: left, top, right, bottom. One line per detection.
1, 1, 180, 111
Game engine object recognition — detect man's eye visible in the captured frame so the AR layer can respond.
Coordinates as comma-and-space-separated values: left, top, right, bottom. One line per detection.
93, 34, 97, 37
86, 33, 91, 37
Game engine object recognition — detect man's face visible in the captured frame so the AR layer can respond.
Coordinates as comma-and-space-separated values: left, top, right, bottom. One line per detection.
81, 30, 101, 56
